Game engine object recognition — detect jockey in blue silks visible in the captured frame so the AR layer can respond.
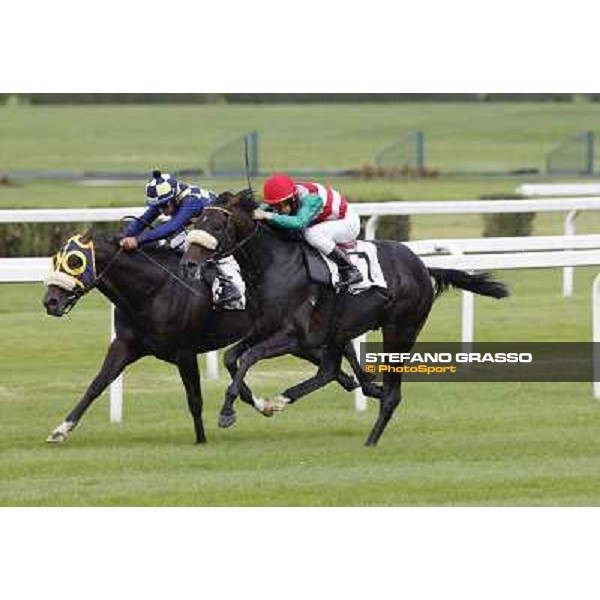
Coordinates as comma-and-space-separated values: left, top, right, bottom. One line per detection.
120, 170, 242, 306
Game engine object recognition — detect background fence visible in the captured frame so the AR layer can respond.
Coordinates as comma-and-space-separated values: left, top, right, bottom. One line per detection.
546, 131, 595, 175
209, 131, 259, 178
374, 131, 425, 172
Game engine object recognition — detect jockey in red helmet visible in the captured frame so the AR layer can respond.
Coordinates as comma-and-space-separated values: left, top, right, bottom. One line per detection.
254, 173, 363, 289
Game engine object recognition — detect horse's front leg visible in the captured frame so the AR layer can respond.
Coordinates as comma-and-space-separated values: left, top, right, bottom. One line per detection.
275, 346, 343, 408
218, 334, 301, 428
47, 338, 144, 443
176, 351, 206, 444
223, 341, 271, 422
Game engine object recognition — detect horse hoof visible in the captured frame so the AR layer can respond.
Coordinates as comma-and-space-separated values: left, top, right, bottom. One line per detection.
218, 413, 237, 429
261, 402, 277, 417
267, 395, 290, 414
46, 421, 75, 444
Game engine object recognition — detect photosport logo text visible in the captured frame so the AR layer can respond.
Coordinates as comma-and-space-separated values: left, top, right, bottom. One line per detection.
365, 351, 532, 376
359, 343, 598, 382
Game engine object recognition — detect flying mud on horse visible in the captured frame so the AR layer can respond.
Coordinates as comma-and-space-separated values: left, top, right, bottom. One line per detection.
42, 230, 374, 444
182, 189, 509, 447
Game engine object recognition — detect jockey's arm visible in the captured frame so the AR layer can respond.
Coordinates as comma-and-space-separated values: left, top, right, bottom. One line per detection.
137, 202, 199, 245
267, 194, 324, 230
122, 205, 160, 238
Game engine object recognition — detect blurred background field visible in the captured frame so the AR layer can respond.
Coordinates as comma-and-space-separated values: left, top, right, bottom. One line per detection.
1, 96, 600, 506
2, 100, 600, 174
3, 99, 600, 241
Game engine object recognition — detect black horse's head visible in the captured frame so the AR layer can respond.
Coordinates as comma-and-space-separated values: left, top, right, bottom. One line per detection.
182, 189, 258, 279
43, 230, 112, 317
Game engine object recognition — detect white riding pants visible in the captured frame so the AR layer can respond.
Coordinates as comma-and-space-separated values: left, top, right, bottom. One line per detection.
303, 208, 361, 255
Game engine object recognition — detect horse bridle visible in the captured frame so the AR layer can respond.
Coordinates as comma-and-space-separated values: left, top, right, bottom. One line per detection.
56, 246, 125, 314
199, 205, 260, 262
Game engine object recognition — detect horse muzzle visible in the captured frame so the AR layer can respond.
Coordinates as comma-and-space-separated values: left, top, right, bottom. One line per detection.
43, 286, 75, 317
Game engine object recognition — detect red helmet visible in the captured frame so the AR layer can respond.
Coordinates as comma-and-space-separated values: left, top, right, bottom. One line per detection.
263, 173, 296, 205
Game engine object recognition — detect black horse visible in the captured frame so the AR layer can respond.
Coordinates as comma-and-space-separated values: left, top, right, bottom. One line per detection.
182, 190, 509, 446
42, 230, 364, 444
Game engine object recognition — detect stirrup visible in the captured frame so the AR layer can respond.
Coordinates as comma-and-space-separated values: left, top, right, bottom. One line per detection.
214, 282, 242, 306
337, 268, 363, 291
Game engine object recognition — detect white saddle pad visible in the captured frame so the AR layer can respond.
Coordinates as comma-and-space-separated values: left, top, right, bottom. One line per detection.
323, 241, 388, 294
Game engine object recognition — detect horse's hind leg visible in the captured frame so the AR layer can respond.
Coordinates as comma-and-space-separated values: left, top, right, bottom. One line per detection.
176, 351, 206, 444
365, 323, 417, 447
342, 342, 384, 400
47, 338, 144, 443
293, 345, 358, 393
279, 346, 343, 405
272, 342, 381, 407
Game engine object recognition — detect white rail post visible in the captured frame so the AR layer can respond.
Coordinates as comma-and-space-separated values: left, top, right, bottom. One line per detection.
353, 215, 381, 411
461, 291, 475, 352
439, 243, 475, 351
109, 304, 123, 423
563, 211, 578, 297
353, 335, 368, 412
205, 351, 219, 380
593, 275, 600, 400
364, 215, 380, 242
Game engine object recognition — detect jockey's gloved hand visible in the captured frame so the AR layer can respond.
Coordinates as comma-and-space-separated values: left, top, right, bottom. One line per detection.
120, 237, 139, 252
252, 209, 272, 221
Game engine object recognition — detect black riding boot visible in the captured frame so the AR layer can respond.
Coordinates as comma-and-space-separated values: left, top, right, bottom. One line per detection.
202, 263, 242, 307
327, 247, 363, 290
215, 267, 242, 305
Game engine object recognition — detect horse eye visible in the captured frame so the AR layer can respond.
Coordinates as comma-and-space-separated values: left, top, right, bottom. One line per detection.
67, 255, 83, 270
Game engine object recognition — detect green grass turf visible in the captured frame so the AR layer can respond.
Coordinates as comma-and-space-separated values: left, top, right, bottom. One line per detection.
1, 267, 600, 506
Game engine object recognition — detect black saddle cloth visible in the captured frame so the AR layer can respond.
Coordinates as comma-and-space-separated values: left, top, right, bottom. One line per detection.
301, 245, 332, 286
301, 243, 377, 287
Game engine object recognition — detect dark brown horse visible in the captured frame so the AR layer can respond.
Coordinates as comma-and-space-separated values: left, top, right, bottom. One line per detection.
182, 190, 509, 446
42, 231, 368, 444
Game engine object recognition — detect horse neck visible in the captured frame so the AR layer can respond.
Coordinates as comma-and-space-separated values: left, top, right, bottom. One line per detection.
234, 224, 297, 280
93, 241, 169, 309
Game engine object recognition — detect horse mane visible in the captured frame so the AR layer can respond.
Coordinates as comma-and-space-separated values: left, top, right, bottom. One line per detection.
214, 189, 259, 212
93, 232, 183, 271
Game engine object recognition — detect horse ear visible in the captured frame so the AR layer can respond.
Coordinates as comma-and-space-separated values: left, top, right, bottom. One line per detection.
216, 190, 237, 206
81, 225, 95, 244
238, 189, 259, 212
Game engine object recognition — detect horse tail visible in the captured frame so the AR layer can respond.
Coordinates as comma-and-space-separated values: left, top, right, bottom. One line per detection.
428, 268, 509, 300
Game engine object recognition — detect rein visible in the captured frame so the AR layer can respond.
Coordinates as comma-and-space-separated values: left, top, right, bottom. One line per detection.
200, 206, 260, 262
61, 247, 125, 313
136, 248, 205, 298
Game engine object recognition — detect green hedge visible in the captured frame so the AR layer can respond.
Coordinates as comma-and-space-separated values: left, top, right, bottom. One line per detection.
364, 215, 410, 242
0, 93, 588, 105
0, 222, 118, 257
481, 195, 535, 237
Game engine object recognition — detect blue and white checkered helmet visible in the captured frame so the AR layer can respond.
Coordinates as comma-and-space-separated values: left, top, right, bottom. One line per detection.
145, 170, 179, 207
